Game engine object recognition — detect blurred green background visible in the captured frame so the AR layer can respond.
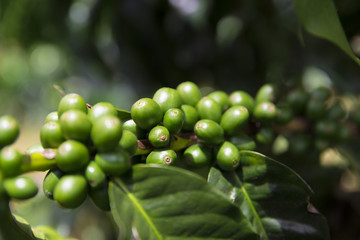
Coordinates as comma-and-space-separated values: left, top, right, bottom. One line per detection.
1, 0, 360, 239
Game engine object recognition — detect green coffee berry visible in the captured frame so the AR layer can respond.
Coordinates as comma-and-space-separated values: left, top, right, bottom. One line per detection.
230, 134, 256, 151
275, 106, 294, 125
208, 91, 230, 111
119, 130, 138, 156
183, 144, 212, 168
306, 99, 327, 121
153, 87, 182, 114
146, 149, 177, 165
95, 149, 131, 176
286, 88, 309, 114
85, 161, 106, 189
314, 138, 329, 152
148, 126, 170, 148
57, 93, 87, 117
163, 108, 184, 134
315, 120, 337, 139
220, 106, 249, 136
89, 183, 110, 211
196, 97, 222, 123
335, 124, 350, 142
43, 169, 63, 199
229, 91, 255, 113
256, 127, 274, 144
45, 112, 59, 122
255, 84, 277, 103
310, 86, 331, 101
176, 81, 202, 106
216, 141, 240, 171
40, 121, 65, 148
181, 105, 199, 131
131, 98, 162, 130
327, 101, 346, 121
0, 147, 23, 177
56, 140, 89, 172
88, 102, 117, 123
91, 115, 122, 152
53, 175, 87, 209
122, 119, 146, 139
0, 115, 20, 148
253, 102, 277, 123
60, 109, 92, 142
289, 134, 311, 155
194, 119, 224, 145
4, 176, 38, 200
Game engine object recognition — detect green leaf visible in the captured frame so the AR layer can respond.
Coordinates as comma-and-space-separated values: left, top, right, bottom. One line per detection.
208, 151, 330, 240
109, 164, 258, 240
294, 0, 360, 65
116, 108, 131, 121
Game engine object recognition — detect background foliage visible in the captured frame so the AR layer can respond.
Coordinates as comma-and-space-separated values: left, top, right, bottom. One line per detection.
1, 0, 360, 239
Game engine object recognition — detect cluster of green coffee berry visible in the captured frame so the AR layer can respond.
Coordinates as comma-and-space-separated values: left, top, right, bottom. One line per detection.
0, 116, 39, 200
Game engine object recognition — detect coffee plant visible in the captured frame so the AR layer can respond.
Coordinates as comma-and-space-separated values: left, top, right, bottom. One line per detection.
8, 79, 360, 239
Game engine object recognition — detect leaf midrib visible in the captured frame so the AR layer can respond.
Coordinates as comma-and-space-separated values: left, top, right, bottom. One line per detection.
115, 179, 163, 240
233, 173, 268, 240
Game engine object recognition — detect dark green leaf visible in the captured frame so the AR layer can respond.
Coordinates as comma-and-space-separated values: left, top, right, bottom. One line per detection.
116, 108, 131, 121
294, 0, 360, 65
109, 164, 257, 240
208, 151, 330, 240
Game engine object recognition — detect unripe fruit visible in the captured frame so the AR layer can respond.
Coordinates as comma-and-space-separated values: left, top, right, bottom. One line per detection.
229, 91, 255, 113
163, 108, 184, 134
91, 115, 122, 152
57, 93, 87, 117
230, 134, 256, 151
194, 119, 224, 145
85, 161, 106, 189
43, 169, 63, 199
0, 147, 23, 177
0, 115, 19, 147
256, 127, 274, 144
275, 106, 294, 125
60, 110, 92, 142
45, 112, 59, 122
56, 140, 89, 172
89, 183, 110, 211
153, 87, 182, 114
119, 130, 138, 156
310, 86, 331, 101
95, 149, 131, 176
286, 89, 309, 114
25, 143, 44, 155
306, 99, 326, 121
315, 120, 337, 139
208, 91, 230, 111
131, 98, 162, 130
335, 124, 350, 142
146, 149, 177, 165
148, 126, 170, 148
53, 175, 87, 209
181, 105, 199, 131
327, 101, 346, 121
176, 81, 202, 106
255, 84, 277, 103
88, 102, 117, 123
216, 141, 240, 171
220, 106, 249, 136
40, 121, 65, 148
253, 102, 277, 123
196, 97, 222, 123
122, 119, 146, 139
183, 144, 212, 168
4, 176, 38, 200
289, 134, 311, 155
